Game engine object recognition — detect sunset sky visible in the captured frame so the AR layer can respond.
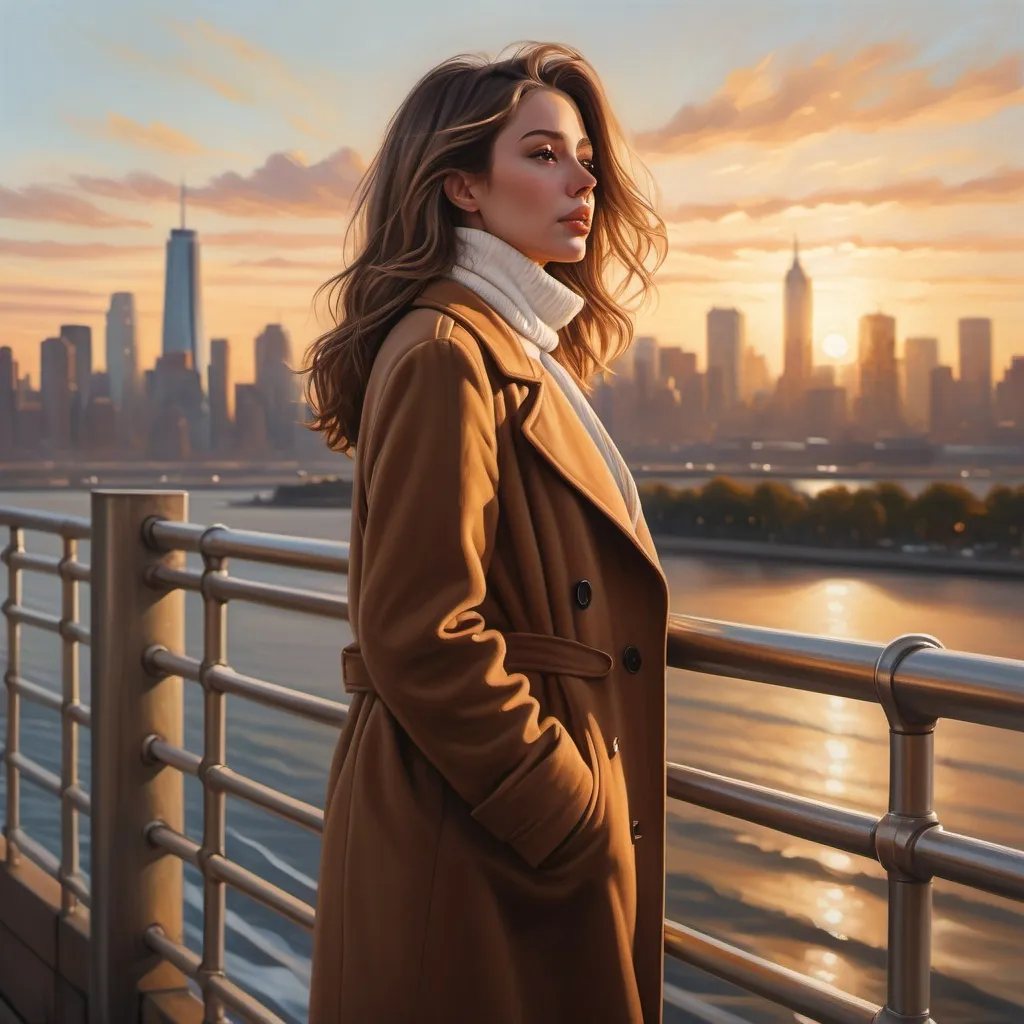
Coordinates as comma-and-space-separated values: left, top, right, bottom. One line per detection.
1, 0, 1021, 387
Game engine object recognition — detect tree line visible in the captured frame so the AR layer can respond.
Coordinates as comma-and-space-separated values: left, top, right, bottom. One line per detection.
638, 477, 1024, 551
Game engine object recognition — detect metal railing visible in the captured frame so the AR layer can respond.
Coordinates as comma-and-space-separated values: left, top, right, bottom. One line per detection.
1, 489, 1023, 1024
0, 507, 92, 913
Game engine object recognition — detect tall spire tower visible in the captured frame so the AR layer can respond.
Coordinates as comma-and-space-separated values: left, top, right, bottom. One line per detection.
781, 236, 813, 399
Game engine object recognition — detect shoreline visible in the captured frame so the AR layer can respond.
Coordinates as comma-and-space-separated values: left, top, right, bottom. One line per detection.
652, 535, 1024, 579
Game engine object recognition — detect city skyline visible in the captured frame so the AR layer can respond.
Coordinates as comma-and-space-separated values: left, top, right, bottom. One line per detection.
1, 2, 1022, 385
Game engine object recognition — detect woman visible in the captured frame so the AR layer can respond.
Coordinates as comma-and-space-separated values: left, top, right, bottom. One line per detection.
305, 42, 671, 1023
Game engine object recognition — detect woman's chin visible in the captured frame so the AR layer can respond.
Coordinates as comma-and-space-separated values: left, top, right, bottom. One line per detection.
541, 239, 588, 264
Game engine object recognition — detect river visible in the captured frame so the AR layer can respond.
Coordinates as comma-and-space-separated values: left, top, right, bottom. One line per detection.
1, 488, 1021, 1024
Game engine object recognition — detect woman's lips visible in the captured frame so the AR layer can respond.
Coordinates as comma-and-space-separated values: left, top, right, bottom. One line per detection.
560, 217, 590, 235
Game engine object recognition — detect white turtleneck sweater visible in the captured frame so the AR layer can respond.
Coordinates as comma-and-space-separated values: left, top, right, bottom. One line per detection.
447, 226, 640, 531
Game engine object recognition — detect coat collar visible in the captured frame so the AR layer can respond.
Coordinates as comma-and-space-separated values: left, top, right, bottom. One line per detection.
413, 279, 667, 591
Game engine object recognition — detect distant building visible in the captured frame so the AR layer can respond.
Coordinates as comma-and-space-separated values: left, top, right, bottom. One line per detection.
40, 336, 76, 451
234, 383, 269, 454
659, 347, 697, 388
209, 338, 233, 452
106, 293, 138, 410
805, 386, 847, 438
929, 366, 961, 441
958, 318, 993, 433
742, 348, 771, 402
0, 347, 15, 454
904, 336, 939, 432
995, 357, 1024, 430
857, 313, 901, 435
161, 186, 208, 397
781, 239, 813, 399
149, 352, 207, 455
706, 308, 745, 409
632, 336, 659, 398
60, 324, 92, 442
254, 324, 297, 451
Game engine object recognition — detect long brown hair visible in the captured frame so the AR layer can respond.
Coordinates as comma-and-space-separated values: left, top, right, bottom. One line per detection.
303, 42, 667, 455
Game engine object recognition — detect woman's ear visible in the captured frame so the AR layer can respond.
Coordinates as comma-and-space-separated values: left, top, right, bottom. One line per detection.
443, 170, 480, 214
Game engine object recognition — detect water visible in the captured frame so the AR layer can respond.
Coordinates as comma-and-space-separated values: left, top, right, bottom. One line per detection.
1, 488, 1022, 1023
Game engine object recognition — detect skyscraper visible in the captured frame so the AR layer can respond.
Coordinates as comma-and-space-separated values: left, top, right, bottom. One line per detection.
782, 238, 813, 397
632, 336, 659, 398
209, 338, 232, 452
106, 292, 138, 410
0, 347, 15, 454
161, 185, 208, 392
40, 336, 76, 450
255, 324, 298, 451
706, 308, 745, 409
904, 336, 939, 432
858, 314, 901, 435
958, 317, 993, 432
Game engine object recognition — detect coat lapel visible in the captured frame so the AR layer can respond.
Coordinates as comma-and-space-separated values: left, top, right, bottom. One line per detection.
414, 280, 667, 589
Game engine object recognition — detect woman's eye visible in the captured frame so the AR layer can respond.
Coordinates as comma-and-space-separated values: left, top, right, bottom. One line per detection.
532, 147, 557, 162
581, 158, 596, 173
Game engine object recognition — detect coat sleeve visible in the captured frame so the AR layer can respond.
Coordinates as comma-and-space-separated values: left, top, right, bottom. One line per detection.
356, 335, 594, 870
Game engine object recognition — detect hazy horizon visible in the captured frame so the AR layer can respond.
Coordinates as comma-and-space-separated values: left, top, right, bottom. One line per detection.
1, 0, 1022, 386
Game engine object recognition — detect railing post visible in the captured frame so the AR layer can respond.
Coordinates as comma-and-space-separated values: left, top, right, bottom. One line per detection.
872, 634, 944, 1024
1, 526, 24, 866
89, 490, 188, 1024
59, 535, 82, 913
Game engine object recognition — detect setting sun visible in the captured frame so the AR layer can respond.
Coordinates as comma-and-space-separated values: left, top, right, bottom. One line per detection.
822, 332, 850, 360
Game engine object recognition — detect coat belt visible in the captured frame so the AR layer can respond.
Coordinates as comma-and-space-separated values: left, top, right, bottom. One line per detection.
341, 632, 613, 695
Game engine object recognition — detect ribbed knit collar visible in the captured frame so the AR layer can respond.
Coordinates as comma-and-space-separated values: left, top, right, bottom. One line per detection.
447, 227, 585, 354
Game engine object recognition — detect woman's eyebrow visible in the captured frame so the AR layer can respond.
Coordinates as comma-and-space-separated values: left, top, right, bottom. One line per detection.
518, 128, 593, 148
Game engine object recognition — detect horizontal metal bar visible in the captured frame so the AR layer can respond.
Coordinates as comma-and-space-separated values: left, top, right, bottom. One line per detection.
8, 826, 60, 880
669, 614, 1024, 733
207, 971, 290, 1024
63, 621, 90, 645
11, 750, 61, 798
208, 664, 348, 727
668, 763, 877, 859
143, 645, 349, 727
5, 604, 61, 635
0, 506, 91, 539
62, 870, 90, 907
145, 736, 201, 776
3, 550, 91, 582
147, 564, 348, 619
145, 518, 349, 574
65, 784, 92, 817
146, 821, 200, 867
915, 827, 1024, 903
144, 923, 201, 977
146, 925, 288, 1024
146, 822, 315, 930
664, 918, 880, 1024
67, 702, 91, 728
8, 673, 62, 712
209, 852, 316, 931
208, 764, 324, 834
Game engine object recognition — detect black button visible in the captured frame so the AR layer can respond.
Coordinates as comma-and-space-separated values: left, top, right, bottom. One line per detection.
631, 820, 643, 843
573, 579, 592, 609
622, 645, 642, 673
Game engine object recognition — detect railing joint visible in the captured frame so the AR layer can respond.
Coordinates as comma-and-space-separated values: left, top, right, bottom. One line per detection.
874, 811, 941, 881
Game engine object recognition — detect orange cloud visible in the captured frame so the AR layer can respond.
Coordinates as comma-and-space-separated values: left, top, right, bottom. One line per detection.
0, 239, 153, 260
64, 112, 206, 155
0, 185, 150, 228
74, 147, 363, 219
206, 231, 342, 249
231, 256, 336, 269
667, 167, 1024, 222
678, 234, 1024, 261
636, 44, 1024, 155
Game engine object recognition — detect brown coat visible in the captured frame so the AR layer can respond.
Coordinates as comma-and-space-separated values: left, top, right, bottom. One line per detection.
309, 279, 670, 1023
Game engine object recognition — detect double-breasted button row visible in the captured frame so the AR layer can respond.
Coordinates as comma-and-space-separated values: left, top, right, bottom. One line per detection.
573, 579, 592, 609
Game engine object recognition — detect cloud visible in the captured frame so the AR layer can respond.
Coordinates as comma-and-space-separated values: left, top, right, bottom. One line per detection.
231, 256, 336, 269
0, 184, 150, 228
205, 230, 341, 250
0, 300, 105, 318
99, 38, 249, 103
0, 283, 104, 301
636, 43, 1024, 155
677, 234, 1024, 261
667, 167, 1024, 223
64, 112, 206, 155
74, 147, 363, 219
0, 239, 153, 260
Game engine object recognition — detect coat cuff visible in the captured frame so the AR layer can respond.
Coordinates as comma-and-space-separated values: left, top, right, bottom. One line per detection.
469, 727, 594, 869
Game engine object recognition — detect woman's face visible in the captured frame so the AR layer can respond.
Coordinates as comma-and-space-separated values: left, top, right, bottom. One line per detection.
445, 88, 598, 265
